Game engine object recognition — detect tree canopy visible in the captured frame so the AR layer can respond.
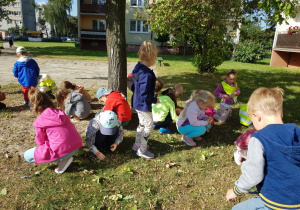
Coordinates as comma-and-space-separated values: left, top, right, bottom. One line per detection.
0, 0, 15, 22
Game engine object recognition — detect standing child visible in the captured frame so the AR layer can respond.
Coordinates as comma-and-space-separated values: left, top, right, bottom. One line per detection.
226, 87, 300, 209
56, 87, 91, 121
12, 46, 40, 105
85, 110, 124, 160
96, 87, 132, 126
24, 88, 82, 174
177, 90, 215, 146
213, 69, 240, 123
131, 41, 160, 159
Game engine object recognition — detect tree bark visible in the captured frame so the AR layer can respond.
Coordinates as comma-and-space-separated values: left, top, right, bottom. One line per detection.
106, 0, 127, 95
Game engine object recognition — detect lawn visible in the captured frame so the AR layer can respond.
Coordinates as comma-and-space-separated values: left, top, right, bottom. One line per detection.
0, 44, 300, 209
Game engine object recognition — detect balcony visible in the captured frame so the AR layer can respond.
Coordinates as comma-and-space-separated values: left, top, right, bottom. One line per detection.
81, 29, 106, 40
80, 4, 106, 14
275, 33, 300, 49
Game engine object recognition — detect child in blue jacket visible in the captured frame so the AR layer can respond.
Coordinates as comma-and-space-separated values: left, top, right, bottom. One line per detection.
12, 46, 40, 105
226, 87, 300, 209
131, 41, 160, 159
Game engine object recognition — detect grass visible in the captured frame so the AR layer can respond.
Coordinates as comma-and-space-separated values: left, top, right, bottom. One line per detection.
0, 44, 300, 209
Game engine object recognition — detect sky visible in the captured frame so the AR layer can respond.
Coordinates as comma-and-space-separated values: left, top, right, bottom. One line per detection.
34, 0, 78, 17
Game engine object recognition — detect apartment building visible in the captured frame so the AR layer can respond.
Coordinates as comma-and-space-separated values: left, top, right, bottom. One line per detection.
0, 0, 36, 37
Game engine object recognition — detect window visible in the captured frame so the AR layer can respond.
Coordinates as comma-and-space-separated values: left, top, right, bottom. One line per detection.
7, 20, 12, 24
15, 11, 21, 16
130, 0, 147, 7
130, 20, 149, 33
92, 19, 106, 31
16, 20, 22, 25
13, 2, 20, 7
92, 0, 106, 5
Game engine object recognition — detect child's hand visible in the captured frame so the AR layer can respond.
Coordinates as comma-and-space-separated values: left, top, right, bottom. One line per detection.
226, 189, 237, 202
110, 143, 118, 151
156, 98, 160, 103
229, 93, 235, 98
207, 116, 213, 124
96, 151, 105, 160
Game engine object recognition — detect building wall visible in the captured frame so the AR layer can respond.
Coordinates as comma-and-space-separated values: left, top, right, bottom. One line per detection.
21, 0, 36, 31
81, 15, 106, 29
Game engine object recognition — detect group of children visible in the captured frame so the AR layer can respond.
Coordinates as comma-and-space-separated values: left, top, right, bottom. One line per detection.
9, 44, 300, 208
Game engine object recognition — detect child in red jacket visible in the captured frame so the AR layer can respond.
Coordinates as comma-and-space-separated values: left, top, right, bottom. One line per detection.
97, 87, 132, 126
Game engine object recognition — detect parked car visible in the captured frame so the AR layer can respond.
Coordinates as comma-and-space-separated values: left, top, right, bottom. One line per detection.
60, 36, 67, 41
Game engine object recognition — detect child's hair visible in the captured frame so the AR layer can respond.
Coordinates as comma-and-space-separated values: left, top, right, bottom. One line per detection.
225, 69, 237, 77
55, 88, 72, 110
166, 92, 176, 105
155, 78, 164, 93
60, 81, 77, 90
173, 84, 183, 98
247, 87, 284, 117
182, 90, 215, 118
137, 41, 157, 63
28, 88, 55, 115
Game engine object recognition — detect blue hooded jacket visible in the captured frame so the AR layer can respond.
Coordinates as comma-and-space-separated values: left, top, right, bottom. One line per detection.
13, 57, 40, 87
131, 62, 157, 112
252, 124, 300, 209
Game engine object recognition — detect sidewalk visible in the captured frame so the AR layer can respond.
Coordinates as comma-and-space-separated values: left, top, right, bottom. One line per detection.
0, 42, 138, 89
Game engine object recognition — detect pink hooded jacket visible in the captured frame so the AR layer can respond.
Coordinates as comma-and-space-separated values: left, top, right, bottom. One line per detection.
33, 107, 82, 163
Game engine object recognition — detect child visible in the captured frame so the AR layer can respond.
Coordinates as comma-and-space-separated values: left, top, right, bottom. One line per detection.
152, 92, 178, 134
12, 46, 40, 105
176, 90, 215, 146
0, 86, 6, 109
233, 128, 257, 165
56, 87, 91, 121
161, 84, 184, 115
239, 104, 253, 127
38, 74, 57, 99
85, 110, 124, 160
60, 81, 92, 103
213, 69, 240, 123
154, 78, 164, 97
226, 87, 300, 209
96, 87, 132, 126
23, 88, 82, 174
131, 41, 159, 159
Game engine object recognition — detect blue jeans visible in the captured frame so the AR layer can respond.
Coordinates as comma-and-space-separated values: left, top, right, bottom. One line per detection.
177, 124, 211, 139
24, 147, 79, 163
232, 196, 268, 210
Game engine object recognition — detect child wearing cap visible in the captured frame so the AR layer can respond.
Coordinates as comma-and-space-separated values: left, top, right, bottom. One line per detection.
97, 87, 132, 126
38, 74, 57, 99
60, 81, 92, 103
85, 110, 124, 160
12, 46, 40, 105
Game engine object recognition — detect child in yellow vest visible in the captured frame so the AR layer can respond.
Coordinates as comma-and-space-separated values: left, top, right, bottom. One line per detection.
213, 69, 240, 123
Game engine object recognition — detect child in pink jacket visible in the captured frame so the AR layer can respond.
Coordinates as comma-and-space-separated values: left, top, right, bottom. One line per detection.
24, 88, 82, 174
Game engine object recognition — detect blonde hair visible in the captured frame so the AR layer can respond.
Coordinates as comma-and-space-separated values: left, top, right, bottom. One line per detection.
137, 41, 157, 64
247, 87, 284, 117
55, 88, 71, 111
28, 88, 55, 115
181, 90, 215, 118
173, 84, 183, 98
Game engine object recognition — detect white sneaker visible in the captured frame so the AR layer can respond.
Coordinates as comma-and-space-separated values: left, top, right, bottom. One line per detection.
233, 149, 241, 165
55, 157, 73, 174
137, 149, 155, 159
132, 144, 149, 152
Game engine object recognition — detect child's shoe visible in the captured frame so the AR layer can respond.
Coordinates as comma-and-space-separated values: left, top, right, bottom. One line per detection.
159, 127, 171, 134
182, 135, 196, 146
24, 101, 29, 105
132, 143, 149, 152
137, 148, 155, 159
70, 116, 80, 123
55, 157, 73, 174
193, 136, 202, 141
153, 125, 159, 130
233, 149, 242, 165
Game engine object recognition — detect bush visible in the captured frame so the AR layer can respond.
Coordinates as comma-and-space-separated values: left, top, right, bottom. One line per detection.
233, 41, 268, 63
42, 37, 62, 42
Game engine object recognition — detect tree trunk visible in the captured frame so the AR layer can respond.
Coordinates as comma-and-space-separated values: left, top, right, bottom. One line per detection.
106, 0, 127, 95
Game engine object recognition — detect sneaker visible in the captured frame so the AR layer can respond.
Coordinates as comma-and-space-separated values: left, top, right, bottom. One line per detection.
132, 143, 149, 152
153, 125, 159, 130
159, 127, 171, 134
233, 149, 242, 165
55, 157, 73, 174
137, 149, 155, 159
24, 101, 29, 105
181, 135, 196, 146
193, 136, 202, 141
70, 116, 80, 123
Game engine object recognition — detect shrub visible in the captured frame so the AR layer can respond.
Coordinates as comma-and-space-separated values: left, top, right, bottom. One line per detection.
42, 37, 62, 42
233, 41, 268, 63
